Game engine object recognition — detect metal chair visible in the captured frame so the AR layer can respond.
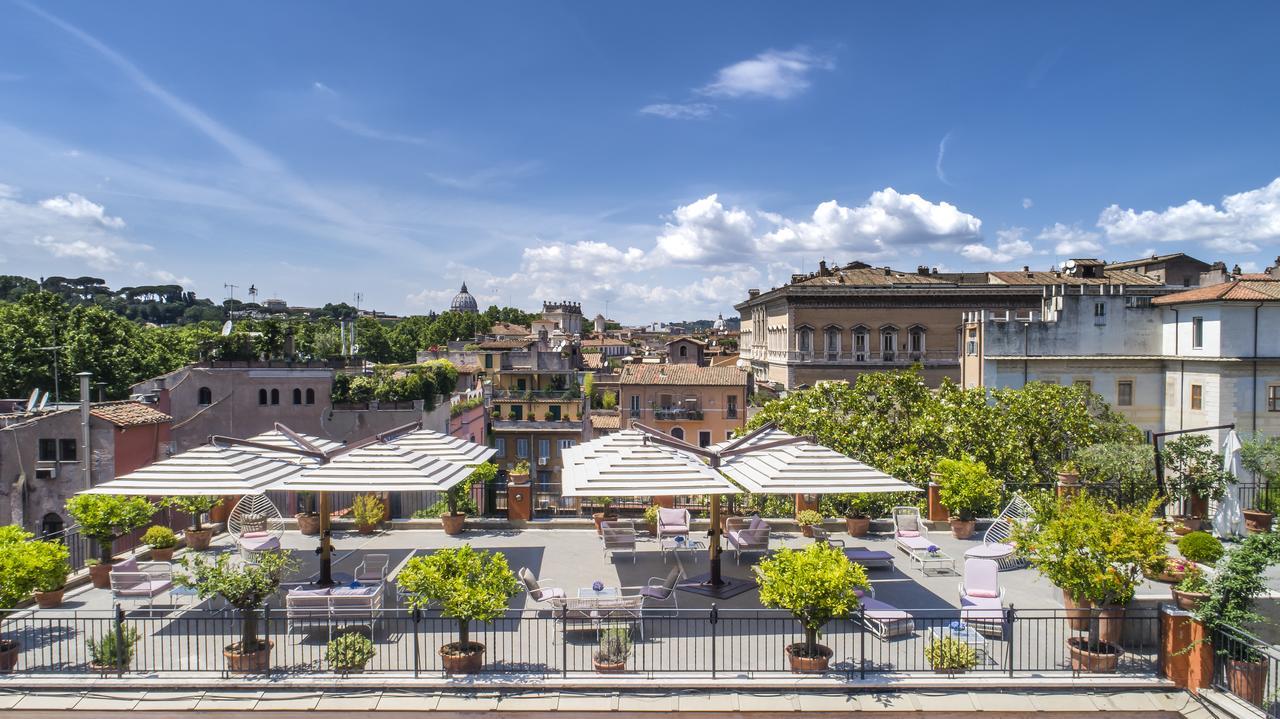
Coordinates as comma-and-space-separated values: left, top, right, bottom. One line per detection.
601, 521, 638, 564
228, 495, 285, 562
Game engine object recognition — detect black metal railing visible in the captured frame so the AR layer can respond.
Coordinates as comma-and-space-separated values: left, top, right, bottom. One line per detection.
1210, 624, 1280, 716
0, 605, 1162, 678
36, 507, 186, 570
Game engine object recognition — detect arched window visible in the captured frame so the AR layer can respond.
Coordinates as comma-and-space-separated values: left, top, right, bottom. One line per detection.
679, 345, 688, 357
671, 427, 685, 441
270, 389, 280, 405
292, 388, 302, 405
824, 326, 841, 360
258, 389, 268, 405
305, 388, 316, 405
40, 512, 63, 538
797, 327, 813, 355
880, 326, 899, 362
197, 386, 212, 405
852, 326, 869, 362
908, 326, 926, 357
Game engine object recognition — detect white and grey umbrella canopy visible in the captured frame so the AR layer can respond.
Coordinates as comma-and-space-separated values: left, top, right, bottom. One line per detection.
235, 428, 345, 458
561, 430, 737, 497
282, 443, 478, 492
384, 427, 496, 466
711, 427, 920, 496
81, 444, 306, 496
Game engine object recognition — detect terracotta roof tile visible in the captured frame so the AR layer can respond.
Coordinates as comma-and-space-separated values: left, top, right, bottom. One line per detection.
666, 336, 706, 346
1152, 280, 1280, 305
90, 401, 172, 428
1105, 253, 1208, 270
989, 269, 1161, 285
589, 412, 620, 429
580, 337, 630, 347
478, 339, 535, 350
619, 364, 749, 386
581, 353, 606, 369
488, 322, 529, 335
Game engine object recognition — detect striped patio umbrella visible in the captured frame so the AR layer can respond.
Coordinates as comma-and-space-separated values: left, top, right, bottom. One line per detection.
710, 427, 920, 496
80, 444, 306, 495
561, 431, 737, 497
282, 443, 478, 493
384, 427, 497, 466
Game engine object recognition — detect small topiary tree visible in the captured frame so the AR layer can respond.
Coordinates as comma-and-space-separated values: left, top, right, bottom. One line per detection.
65, 495, 156, 563
1163, 434, 1232, 508
934, 458, 1002, 521
162, 495, 223, 532
326, 631, 376, 674
1177, 531, 1224, 566
141, 525, 177, 550
754, 542, 869, 660
396, 544, 519, 654
179, 549, 293, 657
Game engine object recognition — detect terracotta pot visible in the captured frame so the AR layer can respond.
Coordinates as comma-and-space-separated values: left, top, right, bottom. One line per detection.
209, 497, 235, 524
1171, 587, 1209, 612
0, 640, 16, 673
1063, 590, 1092, 631
1094, 605, 1126, 647
1228, 657, 1268, 707
646, 522, 658, 537
1175, 515, 1202, 533
1147, 569, 1185, 584
846, 516, 871, 537
34, 587, 65, 609
719, 514, 740, 533
223, 640, 272, 673
88, 562, 113, 589
592, 512, 617, 534
357, 523, 377, 535
1187, 496, 1209, 520
185, 528, 213, 551
784, 643, 832, 673
296, 513, 321, 536
150, 547, 175, 562
440, 642, 485, 674
1067, 637, 1122, 673
801, 525, 816, 538
1243, 509, 1273, 534
593, 657, 627, 673
949, 517, 976, 540
441, 513, 466, 535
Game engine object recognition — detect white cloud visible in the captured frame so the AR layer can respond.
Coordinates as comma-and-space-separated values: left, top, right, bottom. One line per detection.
132, 263, 193, 286
0, 183, 18, 199
1097, 178, 1280, 249
330, 116, 437, 148
639, 103, 716, 120
425, 161, 541, 191
960, 227, 1035, 263
935, 132, 953, 186
39, 192, 125, 228
1022, 197, 1034, 209
34, 235, 120, 268
699, 47, 834, 100
1038, 222, 1102, 255
312, 81, 336, 95
760, 188, 982, 256
652, 194, 757, 265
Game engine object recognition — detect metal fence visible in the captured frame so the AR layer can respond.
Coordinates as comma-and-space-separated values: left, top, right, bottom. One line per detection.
0, 605, 1162, 678
35, 508, 186, 570
1210, 624, 1280, 717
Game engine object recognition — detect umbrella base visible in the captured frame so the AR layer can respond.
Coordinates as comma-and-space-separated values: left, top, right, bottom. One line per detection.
677, 571, 757, 599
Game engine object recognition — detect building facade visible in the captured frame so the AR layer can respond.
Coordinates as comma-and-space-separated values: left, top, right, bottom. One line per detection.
619, 364, 751, 447
666, 337, 706, 366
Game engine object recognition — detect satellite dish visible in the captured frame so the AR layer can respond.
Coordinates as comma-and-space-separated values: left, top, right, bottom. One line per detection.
1063, 259, 1077, 271
37, 393, 49, 411
25, 388, 39, 412
221, 320, 234, 336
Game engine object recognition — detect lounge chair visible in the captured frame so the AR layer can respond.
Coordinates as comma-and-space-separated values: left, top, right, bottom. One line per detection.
892, 506, 933, 554
725, 515, 771, 564
110, 558, 173, 611
958, 558, 1007, 638
601, 521, 638, 564
964, 493, 1032, 570
811, 527, 894, 570
565, 594, 646, 639
657, 508, 691, 541
285, 583, 385, 639
518, 567, 566, 610
855, 587, 915, 639
627, 566, 681, 610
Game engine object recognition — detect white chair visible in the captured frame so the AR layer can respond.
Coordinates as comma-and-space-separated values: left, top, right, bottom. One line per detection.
657, 508, 691, 541
964, 493, 1032, 570
629, 566, 681, 610
518, 567, 566, 610
893, 506, 933, 554
813, 527, 896, 570
725, 515, 771, 564
958, 558, 1007, 638
110, 558, 174, 611
855, 586, 916, 640
228, 495, 285, 562
601, 521, 637, 564
357, 554, 390, 584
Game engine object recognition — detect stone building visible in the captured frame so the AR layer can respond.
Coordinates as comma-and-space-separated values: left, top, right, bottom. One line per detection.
541, 301, 583, 336
619, 364, 750, 447
666, 337, 706, 366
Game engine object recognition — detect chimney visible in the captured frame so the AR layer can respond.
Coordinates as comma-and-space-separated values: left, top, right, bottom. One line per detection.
1022, 266, 1030, 272
917, 265, 929, 275
883, 267, 892, 276
77, 372, 92, 489
818, 260, 830, 276
747, 289, 760, 298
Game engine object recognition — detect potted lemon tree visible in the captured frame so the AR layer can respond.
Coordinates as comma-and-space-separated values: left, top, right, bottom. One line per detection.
162, 496, 223, 550
142, 525, 178, 562
0, 526, 49, 670
31, 538, 72, 609
441, 464, 493, 536
1163, 434, 1231, 534
934, 458, 1001, 540
65, 494, 156, 588
352, 494, 386, 535
179, 549, 293, 672
754, 542, 869, 673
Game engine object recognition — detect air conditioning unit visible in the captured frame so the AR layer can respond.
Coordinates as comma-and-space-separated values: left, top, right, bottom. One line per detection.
537, 457, 549, 466
35, 466, 56, 480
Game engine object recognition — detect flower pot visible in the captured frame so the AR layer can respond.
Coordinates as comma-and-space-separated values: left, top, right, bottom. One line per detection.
1186, 496, 1209, 521
1063, 590, 1092, 631
1067, 637, 1123, 673
1094, 605, 1126, 647
801, 525, 816, 538
296, 513, 321, 536
593, 657, 627, 673
440, 641, 485, 674
1174, 516, 1201, 534
1227, 657, 1268, 706
1171, 587, 1209, 612
441, 513, 466, 535
592, 512, 617, 534
357, 523, 377, 535
88, 562, 113, 589
784, 643, 832, 673
846, 516, 871, 537
646, 522, 658, 537
0, 640, 19, 672
185, 528, 213, 550
34, 587, 65, 609
223, 640, 272, 673
209, 498, 234, 524
1243, 509, 1273, 534
150, 547, 176, 562
949, 517, 976, 540
1147, 568, 1186, 584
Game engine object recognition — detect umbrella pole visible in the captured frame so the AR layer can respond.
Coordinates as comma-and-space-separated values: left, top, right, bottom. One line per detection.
318, 490, 334, 586
709, 493, 723, 586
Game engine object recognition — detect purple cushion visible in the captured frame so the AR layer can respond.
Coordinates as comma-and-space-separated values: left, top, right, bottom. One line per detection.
748, 516, 766, 532
114, 557, 139, 573
534, 587, 565, 601
967, 587, 1000, 599
640, 586, 669, 599
242, 530, 268, 539
289, 586, 331, 596
897, 530, 920, 538
330, 585, 376, 596
241, 535, 280, 551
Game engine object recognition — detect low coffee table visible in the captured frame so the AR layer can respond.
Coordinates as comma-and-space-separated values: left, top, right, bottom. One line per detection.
660, 536, 705, 563
910, 548, 955, 575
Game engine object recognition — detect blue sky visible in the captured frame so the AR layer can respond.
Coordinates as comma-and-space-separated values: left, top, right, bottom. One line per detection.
2, 1, 1279, 322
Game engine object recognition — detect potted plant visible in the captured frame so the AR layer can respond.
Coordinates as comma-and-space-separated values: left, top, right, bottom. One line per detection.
592, 628, 631, 673
1194, 532, 1280, 706
1148, 556, 1193, 584
933, 458, 1001, 540
1171, 566, 1211, 611
87, 625, 140, 675
1163, 434, 1231, 533
162, 495, 223, 549
142, 525, 178, 561
593, 497, 618, 534
442, 463, 494, 535
795, 509, 824, 538
1177, 531, 1224, 567
0, 526, 48, 669
65, 494, 156, 588
326, 631, 375, 674
643, 505, 660, 537
31, 539, 72, 609
925, 634, 978, 675
295, 492, 321, 536
1055, 459, 1081, 489
840, 494, 877, 537
1240, 435, 1280, 533
396, 544, 520, 674
509, 460, 531, 484
179, 549, 293, 672
352, 494, 385, 535
754, 542, 869, 673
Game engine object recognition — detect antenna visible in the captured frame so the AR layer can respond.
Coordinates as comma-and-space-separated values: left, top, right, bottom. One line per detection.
36, 345, 65, 403
248, 284, 258, 301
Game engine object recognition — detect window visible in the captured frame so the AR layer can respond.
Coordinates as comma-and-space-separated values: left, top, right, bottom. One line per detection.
1073, 379, 1092, 393
538, 439, 550, 459
881, 327, 898, 362
1191, 317, 1204, 349
511, 405, 523, 420
292, 388, 302, 405
547, 405, 561, 421
484, 354, 493, 369
629, 394, 641, 418
537, 470, 552, 489
1190, 384, 1203, 411
698, 430, 712, 448
197, 386, 212, 405
516, 438, 530, 459
679, 345, 688, 357
38, 439, 57, 462
1094, 302, 1107, 323
558, 439, 575, 450
305, 388, 315, 405
853, 327, 868, 361
270, 388, 280, 405
1117, 380, 1134, 407
671, 427, 685, 441
1269, 386, 1280, 412
909, 326, 925, 355
726, 431, 734, 440
494, 438, 506, 457
726, 395, 738, 419
258, 389, 268, 405
797, 327, 813, 354
59, 439, 77, 462
40, 512, 63, 538
824, 327, 840, 360
966, 328, 978, 356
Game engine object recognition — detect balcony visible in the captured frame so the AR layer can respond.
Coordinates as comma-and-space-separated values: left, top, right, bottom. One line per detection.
653, 407, 703, 421
491, 388, 581, 402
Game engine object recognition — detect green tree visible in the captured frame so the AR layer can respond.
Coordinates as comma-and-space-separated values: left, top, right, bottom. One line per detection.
64, 495, 156, 563
179, 549, 293, 653
396, 545, 520, 649
754, 542, 869, 658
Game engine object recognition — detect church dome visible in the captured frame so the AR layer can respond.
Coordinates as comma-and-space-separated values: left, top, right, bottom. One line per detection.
712, 313, 726, 331
450, 282, 479, 314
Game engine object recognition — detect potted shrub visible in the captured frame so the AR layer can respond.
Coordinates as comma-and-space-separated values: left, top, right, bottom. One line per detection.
1148, 556, 1193, 584
643, 505, 660, 537
179, 549, 293, 673
295, 492, 321, 536
31, 539, 72, 609
1177, 531, 1224, 566
65, 494, 156, 588
0, 526, 47, 670
396, 544, 520, 674
1194, 532, 1280, 707
934, 458, 1001, 540
593, 497, 618, 534
925, 635, 978, 675
754, 542, 869, 673
1240, 435, 1280, 533
87, 625, 140, 675
1163, 434, 1231, 533
162, 495, 223, 549
441, 463, 493, 535
841, 494, 879, 537
352, 494, 385, 535
592, 628, 631, 673
1055, 459, 1082, 490
326, 631, 375, 674
142, 525, 178, 561
795, 509, 824, 538
1171, 566, 1211, 611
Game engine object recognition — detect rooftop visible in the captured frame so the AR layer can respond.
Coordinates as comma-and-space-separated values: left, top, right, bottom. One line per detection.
619, 364, 749, 386
1151, 279, 1280, 305
478, 339, 537, 350
1105, 252, 1211, 271
589, 411, 620, 429
89, 401, 173, 428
